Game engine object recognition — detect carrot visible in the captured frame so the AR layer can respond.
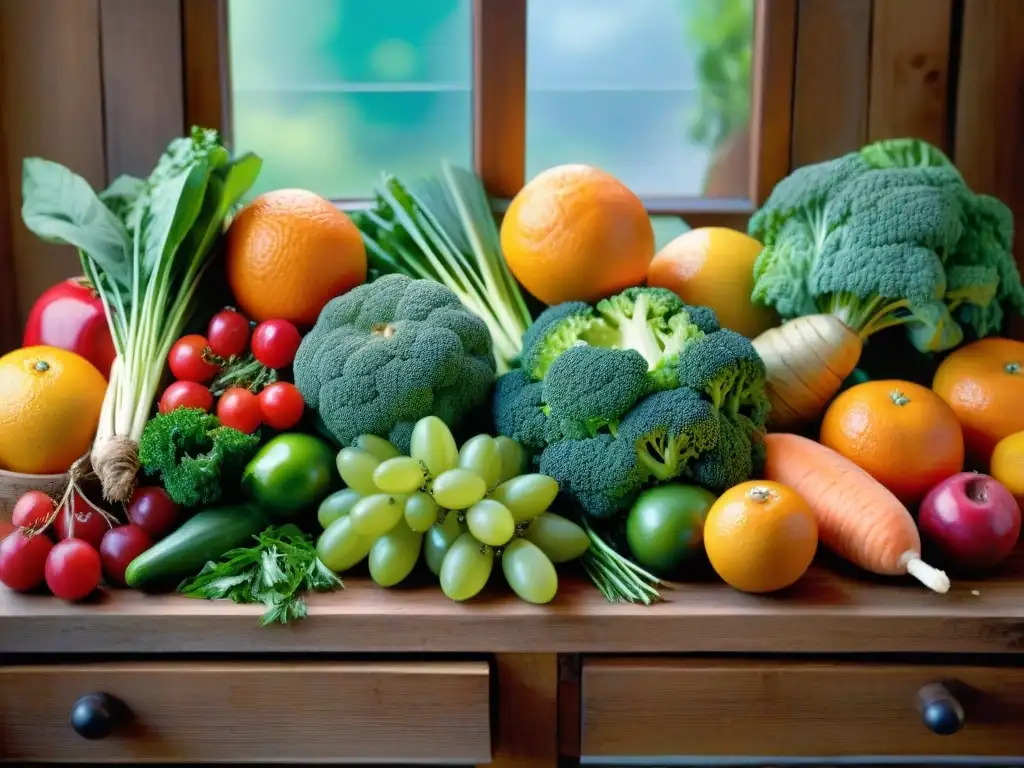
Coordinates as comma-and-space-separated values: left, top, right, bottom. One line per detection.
752, 314, 863, 429
762, 432, 950, 593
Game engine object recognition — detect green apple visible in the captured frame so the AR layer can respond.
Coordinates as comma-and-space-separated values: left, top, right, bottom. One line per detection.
626, 483, 717, 577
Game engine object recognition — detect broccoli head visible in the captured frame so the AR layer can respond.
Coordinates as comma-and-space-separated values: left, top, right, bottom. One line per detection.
293, 274, 496, 453
492, 369, 552, 453
687, 411, 763, 493
676, 328, 770, 426
138, 407, 260, 507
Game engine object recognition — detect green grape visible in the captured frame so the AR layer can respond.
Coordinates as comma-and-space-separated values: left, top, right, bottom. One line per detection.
336, 448, 380, 496
458, 435, 502, 490
424, 512, 462, 576
369, 520, 424, 587
523, 512, 590, 563
316, 515, 373, 572
432, 468, 487, 510
490, 474, 559, 523
501, 538, 558, 604
440, 533, 494, 602
349, 493, 405, 538
465, 499, 515, 547
405, 491, 440, 533
317, 488, 362, 530
373, 456, 426, 494
353, 434, 402, 461
410, 416, 459, 477
494, 436, 528, 484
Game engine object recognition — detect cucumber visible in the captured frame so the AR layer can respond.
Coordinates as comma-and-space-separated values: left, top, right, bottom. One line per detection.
124, 504, 269, 590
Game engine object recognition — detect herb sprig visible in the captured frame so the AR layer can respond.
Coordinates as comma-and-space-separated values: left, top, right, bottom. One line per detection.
179, 524, 342, 625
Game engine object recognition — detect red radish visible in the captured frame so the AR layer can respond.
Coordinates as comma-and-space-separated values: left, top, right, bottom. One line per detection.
127, 486, 181, 540
208, 308, 251, 359
919, 472, 1021, 573
11, 491, 55, 530
54, 491, 114, 550
0, 530, 53, 592
100, 525, 152, 586
45, 539, 102, 601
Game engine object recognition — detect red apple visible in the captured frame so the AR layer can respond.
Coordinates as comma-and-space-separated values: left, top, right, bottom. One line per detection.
919, 472, 1021, 572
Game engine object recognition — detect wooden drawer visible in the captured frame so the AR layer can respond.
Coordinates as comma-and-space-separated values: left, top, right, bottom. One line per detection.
0, 661, 491, 764
581, 658, 1024, 759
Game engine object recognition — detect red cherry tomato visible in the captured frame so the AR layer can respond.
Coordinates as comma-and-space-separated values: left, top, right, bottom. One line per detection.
45, 538, 102, 601
258, 382, 306, 430
207, 308, 251, 359
54, 491, 114, 550
11, 491, 55, 530
159, 380, 214, 414
168, 334, 219, 382
251, 320, 302, 370
0, 530, 53, 592
127, 486, 181, 540
217, 387, 262, 434
99, 525, 152, 586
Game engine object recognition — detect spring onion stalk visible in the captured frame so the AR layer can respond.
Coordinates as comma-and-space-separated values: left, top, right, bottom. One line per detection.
21, 128, 261, 502
353, 162, 533, 374
581, 518, 663, 604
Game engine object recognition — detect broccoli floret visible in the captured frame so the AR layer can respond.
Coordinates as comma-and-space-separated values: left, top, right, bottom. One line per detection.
687, 412, 761, 492
293, 275, 496, 453
520, 301, 593, 380
492, 369, 552, 452
538, 433, 643, 518
138, 407, 260, 507
676, 329, 770, 425
543, 346, 650, 436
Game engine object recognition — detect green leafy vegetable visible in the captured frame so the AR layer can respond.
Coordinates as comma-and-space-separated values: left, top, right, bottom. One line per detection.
179, 524, 342, 626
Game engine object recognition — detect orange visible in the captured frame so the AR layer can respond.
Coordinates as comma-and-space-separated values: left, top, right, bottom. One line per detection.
647, 227, 779, 338
990, 430, 1024, 506
0, 346, 107, 474
703, 480, 818, 593
819, 380, 964, 505
932, 337, 1024, 466
225, 189, 367, 327
500, 164, 654, 306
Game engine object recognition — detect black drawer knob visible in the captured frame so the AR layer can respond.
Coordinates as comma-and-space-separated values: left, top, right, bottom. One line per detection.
916, 681, 965, 736
69, 692, 125, 740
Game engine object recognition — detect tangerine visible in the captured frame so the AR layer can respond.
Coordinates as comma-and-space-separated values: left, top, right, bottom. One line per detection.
932, 337, 1024, 466
500, 164, 654, 306
703, 480, 818, 594
819, 380, 964, 505
0, 346, 107, 474
225, 189, 366, 327
990, 430, 1024, 506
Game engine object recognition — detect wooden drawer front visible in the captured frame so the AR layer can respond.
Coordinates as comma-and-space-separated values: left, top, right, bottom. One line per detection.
581, 659, 1024, 759
0, 661, 491, 764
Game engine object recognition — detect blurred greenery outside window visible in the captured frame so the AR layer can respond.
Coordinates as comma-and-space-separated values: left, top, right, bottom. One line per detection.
227, 0, 755, 250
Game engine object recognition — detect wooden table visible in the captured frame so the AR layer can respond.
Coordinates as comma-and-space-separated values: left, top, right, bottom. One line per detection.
2, 553, 1023, 766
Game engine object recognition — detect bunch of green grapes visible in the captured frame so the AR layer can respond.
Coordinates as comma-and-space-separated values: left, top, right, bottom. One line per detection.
315, 416, 590, 604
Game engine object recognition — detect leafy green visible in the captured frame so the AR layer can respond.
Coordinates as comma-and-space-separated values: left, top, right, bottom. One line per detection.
179, 525, 343, 626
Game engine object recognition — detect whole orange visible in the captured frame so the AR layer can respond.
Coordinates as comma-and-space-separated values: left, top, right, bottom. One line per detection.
226, 189, 367, 327
0, 346, 107, 474
989, 430, 1024, 506
500, 165, 654, 305
703, 480, 818, 594
647, 227, 779, 338
932, 337, 1024, 466
819, 380, 964, 505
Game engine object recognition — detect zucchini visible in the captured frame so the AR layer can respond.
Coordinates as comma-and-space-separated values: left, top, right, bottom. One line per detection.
125, 504, 269, 590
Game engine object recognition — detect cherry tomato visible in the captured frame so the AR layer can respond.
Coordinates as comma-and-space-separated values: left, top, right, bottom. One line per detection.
11, 490, 55, 530
0, 530, 53, 592
258, 382, 306, 430
54, 491, 114, 550
168, 334, 219, 382
217, 387, 262, 434
159, 380, 214, 414
127, 486, 181, 540
207, 308, 251, 359
45, 538, 102, 601
251, 320, 302, 370
100, 524, 152, 586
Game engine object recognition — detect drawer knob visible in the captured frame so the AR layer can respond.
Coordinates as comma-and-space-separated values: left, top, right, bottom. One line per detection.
916, 682, 965, 736
70, 692, 125, 740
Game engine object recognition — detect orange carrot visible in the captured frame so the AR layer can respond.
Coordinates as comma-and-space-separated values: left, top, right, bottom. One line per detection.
762, 432, 950, 593
752, 314, 862, 429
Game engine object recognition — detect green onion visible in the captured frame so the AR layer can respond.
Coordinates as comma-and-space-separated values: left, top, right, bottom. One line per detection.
581, 518, 663, 604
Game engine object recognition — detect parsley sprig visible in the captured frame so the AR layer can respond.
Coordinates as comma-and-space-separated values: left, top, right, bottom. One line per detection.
179, 524, 342, 625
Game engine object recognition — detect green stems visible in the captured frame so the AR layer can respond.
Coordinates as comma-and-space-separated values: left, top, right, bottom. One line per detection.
580, 518, 662, 604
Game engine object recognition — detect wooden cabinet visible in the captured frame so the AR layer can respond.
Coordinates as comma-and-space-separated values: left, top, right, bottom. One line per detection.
580, 658, 1024, 760
0, 661, 492, 764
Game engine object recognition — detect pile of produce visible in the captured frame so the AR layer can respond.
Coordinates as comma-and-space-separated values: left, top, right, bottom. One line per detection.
1, 132, 1022, 622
